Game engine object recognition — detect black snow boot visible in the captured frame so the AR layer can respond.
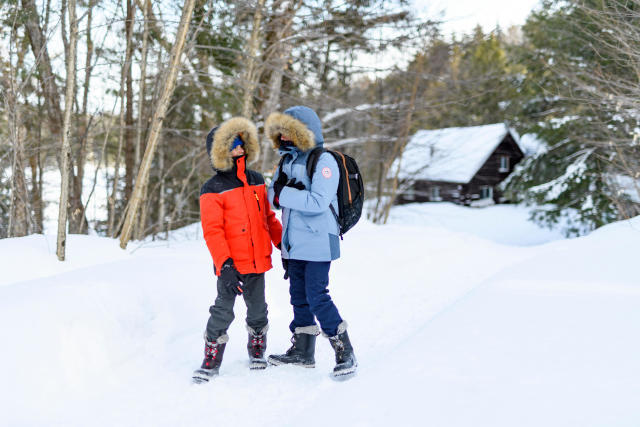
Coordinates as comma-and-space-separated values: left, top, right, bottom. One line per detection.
268, 325, 319, 368
247, 324, 268, 370
192, 334, 228, 383
326, 322, 357, 379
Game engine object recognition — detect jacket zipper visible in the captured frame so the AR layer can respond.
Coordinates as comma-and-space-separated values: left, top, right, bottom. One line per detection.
254, 191, 261, 211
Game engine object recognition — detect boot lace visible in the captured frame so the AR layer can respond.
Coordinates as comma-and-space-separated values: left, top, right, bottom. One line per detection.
285, 335, 297, 355
330, 336, 345, 360
204, 341, 219, 366
250, 333, 265, 357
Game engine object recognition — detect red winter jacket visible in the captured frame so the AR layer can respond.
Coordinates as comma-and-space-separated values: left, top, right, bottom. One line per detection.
200, 156, 282, 275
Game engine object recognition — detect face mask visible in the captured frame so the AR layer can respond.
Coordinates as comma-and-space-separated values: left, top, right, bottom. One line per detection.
279, 137, 295, 149
230, 136, 244, 152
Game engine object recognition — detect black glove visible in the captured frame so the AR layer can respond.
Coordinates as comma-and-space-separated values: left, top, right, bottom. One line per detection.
286, 180, 306, 191
282, 257, 290, 280
219, 258, 244, 295
273, 172, 288, 208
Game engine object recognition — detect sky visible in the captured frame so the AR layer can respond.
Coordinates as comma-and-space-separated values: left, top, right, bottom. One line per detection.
413, 0, 542, 36
354, 0, 542, 76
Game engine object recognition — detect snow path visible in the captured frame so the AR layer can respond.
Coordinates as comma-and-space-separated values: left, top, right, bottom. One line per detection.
1, 205, 639, 426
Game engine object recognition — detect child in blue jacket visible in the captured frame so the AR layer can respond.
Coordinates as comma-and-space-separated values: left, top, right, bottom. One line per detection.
265, 106, 357, 378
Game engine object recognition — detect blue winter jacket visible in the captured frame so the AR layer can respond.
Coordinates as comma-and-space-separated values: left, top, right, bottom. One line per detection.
266, 106, 340, 262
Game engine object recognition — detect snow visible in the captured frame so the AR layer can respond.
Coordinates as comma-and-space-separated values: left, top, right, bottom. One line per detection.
386, 202, 565, 246
610, 174, 640, 203
322, 103, 397, 123
40, 164, 115, 234
396, 123, 519, 184
529, 150, 593, 201
2, 204, 640, 426
519, 132, 547, 156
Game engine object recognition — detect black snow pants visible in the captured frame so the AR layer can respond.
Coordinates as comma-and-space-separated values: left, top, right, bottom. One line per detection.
205, 272, 268, 340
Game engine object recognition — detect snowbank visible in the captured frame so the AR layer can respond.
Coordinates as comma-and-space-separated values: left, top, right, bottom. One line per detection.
386, 202, 565, 246
1, 206, 639, 426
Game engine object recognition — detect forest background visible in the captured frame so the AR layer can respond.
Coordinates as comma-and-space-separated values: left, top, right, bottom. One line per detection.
1, 0, 639, 259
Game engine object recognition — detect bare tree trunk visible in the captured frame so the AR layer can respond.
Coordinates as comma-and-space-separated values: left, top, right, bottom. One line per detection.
60, 0, 69, 60
134, 0, 151, 240
135, 0, 151, 170
259, 0, 301, 172
108, 108, 124, 237
67, 0, 95, 235
136, 180, 150, 239
134, 0, 172, 52
30, 94, 45, 233
380, 55, 424, 224
241, 0, 266, 118
108, 4, 136, 237
34, 96, 46, 232
8, 107, 30, 237
28, 153, 42, 233
21, 0, 63, 136
4, 25, 30, 237
319, 40, 333, 92
124, 0, 136, 203
133, 0, 151, 241
83, 0, 95, 160
9, 131, 30, 237
119, 0, 197, 249
81, 98, 118, 231
57, 0, 77, 261
167, 152, 198, 232
156, 140, 166, 237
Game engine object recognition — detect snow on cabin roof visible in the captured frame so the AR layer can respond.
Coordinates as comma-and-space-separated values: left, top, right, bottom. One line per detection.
396, 123, 519, 184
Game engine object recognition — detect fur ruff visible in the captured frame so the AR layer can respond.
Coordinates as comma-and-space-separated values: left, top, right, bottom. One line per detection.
322, 321, 348, 338
204, 331, 229, 344
265, 112, 316, 152
246, 323, 269, 336
211, 117, 260, 171
294, 325, 321, 336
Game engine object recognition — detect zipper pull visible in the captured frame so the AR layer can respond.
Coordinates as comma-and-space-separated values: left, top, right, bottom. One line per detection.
254, 191, 261, 211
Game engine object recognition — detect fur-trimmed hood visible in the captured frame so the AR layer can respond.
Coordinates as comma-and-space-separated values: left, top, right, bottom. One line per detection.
205, 117, 260, 171
265, 106, 324, 152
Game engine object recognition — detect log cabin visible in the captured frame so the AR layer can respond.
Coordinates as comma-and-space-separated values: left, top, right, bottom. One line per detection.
395, 123, 525, 206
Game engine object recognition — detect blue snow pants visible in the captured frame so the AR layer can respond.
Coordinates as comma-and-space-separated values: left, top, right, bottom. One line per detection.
288, 259, 343, 336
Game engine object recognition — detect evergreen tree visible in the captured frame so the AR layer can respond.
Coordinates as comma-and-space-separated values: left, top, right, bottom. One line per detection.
503, 0, 640, 235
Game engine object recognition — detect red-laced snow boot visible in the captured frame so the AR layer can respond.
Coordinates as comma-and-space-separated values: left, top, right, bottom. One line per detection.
192, 334, 228, 383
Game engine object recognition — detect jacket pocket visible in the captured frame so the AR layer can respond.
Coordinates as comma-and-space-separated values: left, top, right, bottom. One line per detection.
329, 233, 340, 259
289, 211, 318, 233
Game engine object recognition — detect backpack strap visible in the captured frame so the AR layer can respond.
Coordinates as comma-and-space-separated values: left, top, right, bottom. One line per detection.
276, 153, 288, 179
305, 147, 325, 179
305, 147, 343, 239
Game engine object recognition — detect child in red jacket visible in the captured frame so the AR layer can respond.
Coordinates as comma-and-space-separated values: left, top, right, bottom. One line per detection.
193, 117, 282, 383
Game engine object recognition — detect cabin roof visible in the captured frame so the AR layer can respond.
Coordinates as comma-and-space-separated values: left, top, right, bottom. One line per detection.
396, 123, 522, 184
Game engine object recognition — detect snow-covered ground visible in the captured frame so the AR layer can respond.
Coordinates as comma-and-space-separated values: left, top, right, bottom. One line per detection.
40, 164, 115, 234
1, 203, 639, 426
386, 202, 565, 245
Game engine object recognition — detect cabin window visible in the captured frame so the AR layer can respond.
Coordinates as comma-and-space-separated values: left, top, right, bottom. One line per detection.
405, 186, 416, 201
499, 156, 510, 172
480, 186, 493, 200
431, 186, 442, 201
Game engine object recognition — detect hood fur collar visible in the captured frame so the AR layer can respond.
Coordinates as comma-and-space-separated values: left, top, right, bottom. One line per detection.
265, 112, 317, 152
211, 117, 259, 171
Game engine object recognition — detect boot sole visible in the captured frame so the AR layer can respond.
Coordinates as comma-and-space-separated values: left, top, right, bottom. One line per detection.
267, 357, 315, 368
331, 363, 358, 380
192, 368, 218, 384
250, 360, 268, 370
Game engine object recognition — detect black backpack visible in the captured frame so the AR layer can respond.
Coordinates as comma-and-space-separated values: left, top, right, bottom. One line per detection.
277, 147, 364, 238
